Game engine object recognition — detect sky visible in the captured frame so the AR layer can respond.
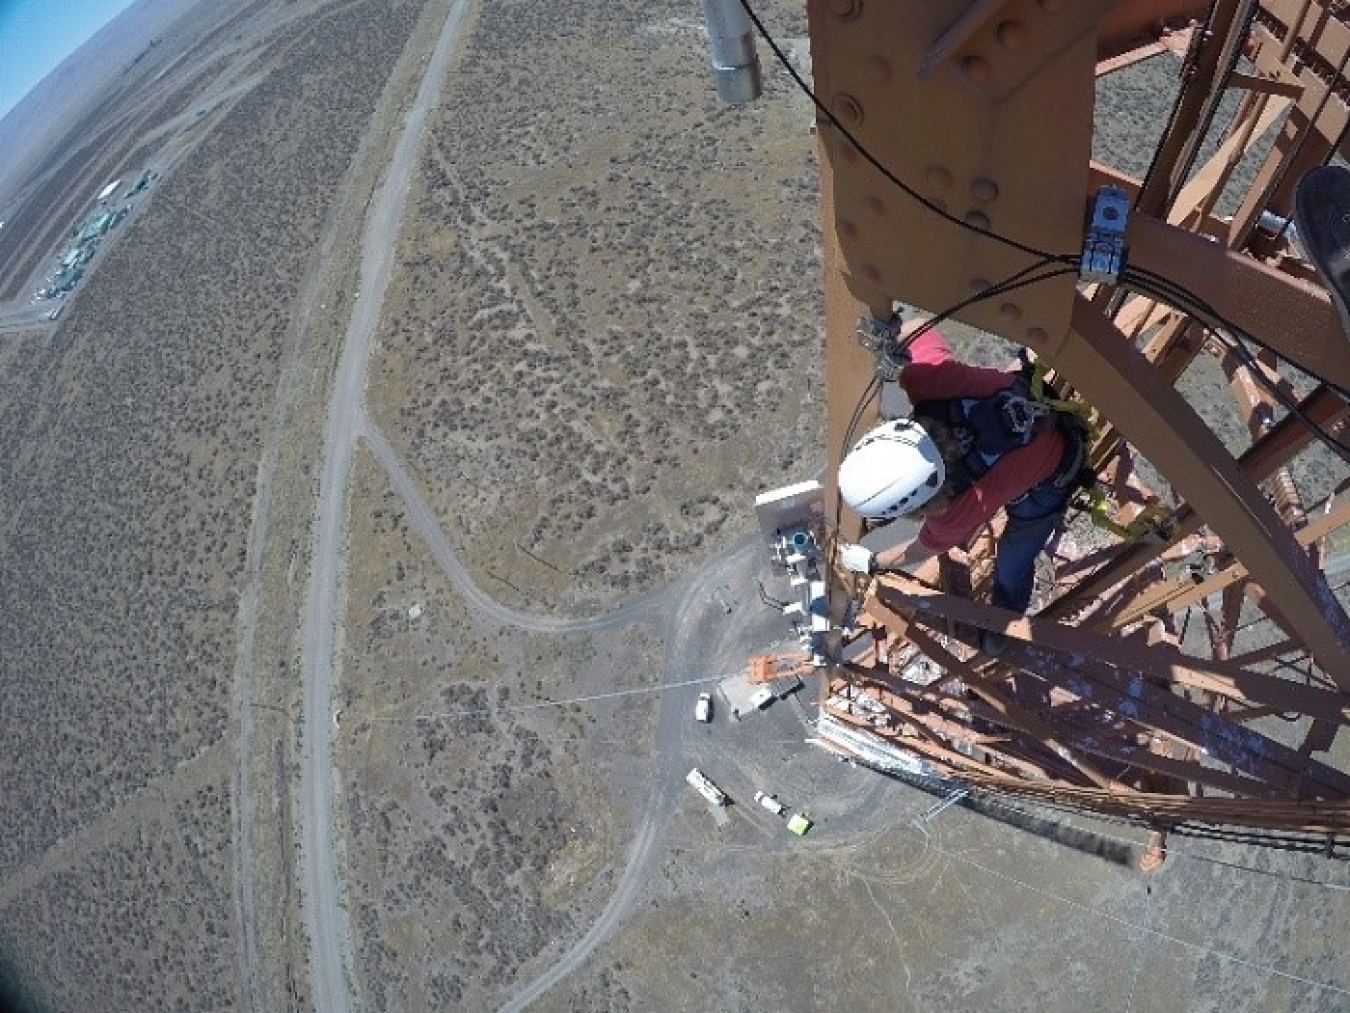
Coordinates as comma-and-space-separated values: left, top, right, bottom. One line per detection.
0, 0, 138, 122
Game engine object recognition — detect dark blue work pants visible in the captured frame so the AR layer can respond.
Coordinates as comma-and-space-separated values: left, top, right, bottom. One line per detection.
990, 482, 1071, 615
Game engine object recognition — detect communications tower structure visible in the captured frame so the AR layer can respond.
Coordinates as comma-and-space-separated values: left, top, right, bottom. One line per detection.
779, 0, 1350, 847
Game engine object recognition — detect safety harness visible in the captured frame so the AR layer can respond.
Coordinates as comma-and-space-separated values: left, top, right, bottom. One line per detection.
911, 372, 1094, 502
1025, 355, 1175, 543
857, 308, 1176, 545
911, 356, 1175, 544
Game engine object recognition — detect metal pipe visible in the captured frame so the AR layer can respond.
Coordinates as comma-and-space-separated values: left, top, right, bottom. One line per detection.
701, 0, 762, 104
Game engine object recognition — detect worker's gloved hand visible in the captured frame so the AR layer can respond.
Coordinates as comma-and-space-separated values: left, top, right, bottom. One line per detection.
839, 542, 876, 575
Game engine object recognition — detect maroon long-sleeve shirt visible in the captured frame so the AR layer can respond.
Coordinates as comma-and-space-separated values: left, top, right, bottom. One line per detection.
901, 330, 1065, 553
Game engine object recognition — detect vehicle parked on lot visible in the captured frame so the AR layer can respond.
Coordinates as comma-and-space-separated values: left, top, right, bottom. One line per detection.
695, 692, 712, 722
754, 791, 786, 815
686, 768, 727, 806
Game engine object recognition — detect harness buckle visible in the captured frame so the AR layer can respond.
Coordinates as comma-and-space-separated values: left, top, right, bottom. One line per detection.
996, 392, 1043, 437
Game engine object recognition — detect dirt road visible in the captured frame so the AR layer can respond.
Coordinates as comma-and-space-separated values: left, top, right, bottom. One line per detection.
361, 416, 670, 633
295, 2, 473, 1011
362, 413, 763, 1011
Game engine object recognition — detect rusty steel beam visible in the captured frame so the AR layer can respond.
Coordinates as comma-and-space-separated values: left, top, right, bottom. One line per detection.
877, 570, 1346, 728
1051, 385, 1349, 622
807, 0, 1097, 343
1123, 210, 1350, 389
1037, 298, 1350, 686
1256, 0, 1350, 147
1134, 0, 1258, 217
876, 576, 1350, 796
897, 620, 1121, 788
825, 698, 1055, 781
951, 772, 1350, 832
1167, 85, 1295, 231
1096, 0, 1210, 64
1130, 500, 1350, 622
1222, 349, 1305, 521
1224, 349, 1306, 525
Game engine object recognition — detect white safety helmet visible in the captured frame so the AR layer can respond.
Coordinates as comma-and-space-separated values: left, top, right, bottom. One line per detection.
838, 418, 945, 520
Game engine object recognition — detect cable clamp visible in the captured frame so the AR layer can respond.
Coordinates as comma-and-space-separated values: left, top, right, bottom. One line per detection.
1081, 185, 1130, 285
856, 312, 901, 351
856, 312, 910, 381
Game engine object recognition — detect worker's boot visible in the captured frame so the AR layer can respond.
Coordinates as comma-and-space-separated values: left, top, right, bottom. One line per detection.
1294, 165, 1350, 338
979, 630, 1009, 657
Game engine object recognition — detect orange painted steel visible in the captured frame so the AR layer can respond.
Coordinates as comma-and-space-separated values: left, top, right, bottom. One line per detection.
746, 653, 814, 683
809, 1, 1350, 837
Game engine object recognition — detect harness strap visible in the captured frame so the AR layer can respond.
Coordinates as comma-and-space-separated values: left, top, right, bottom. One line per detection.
1020, 351, 1175, 544
1071, 488, 1176, 544
1024, 352, 1094, 421
914, 355, 1100, 500
1044, 420, 1090, 491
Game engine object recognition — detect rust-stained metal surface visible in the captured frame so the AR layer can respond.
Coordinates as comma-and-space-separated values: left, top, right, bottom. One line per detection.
809, 0, 1099, 337
810, 0, 1350, 841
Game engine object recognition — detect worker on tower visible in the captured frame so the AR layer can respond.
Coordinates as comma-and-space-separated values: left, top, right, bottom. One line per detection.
836, 324, 1093, 655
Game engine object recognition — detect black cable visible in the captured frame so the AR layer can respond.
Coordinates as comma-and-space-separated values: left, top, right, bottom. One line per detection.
827, 262, 1079, 580
1122, 264, 1350, 463
730, 6, 1350, 845
906, 259, 1076, 342
831, 374, 880, 543
1163, 0, 1258, 212
736, 0, 1081, 268
1134, 0, 1222, 213
838, 376, 880, 464
1125, 260, 1350, 405
829, 262, 1081, 558
735, 0, 1342, 461
1160, 317, 1350, 464
1201, 328, 1349, 444
838, 260, 1077, 468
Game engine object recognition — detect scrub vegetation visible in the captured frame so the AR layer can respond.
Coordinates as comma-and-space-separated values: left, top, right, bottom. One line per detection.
367, 0, 822, 617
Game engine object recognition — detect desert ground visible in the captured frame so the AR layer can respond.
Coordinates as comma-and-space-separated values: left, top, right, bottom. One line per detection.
0, 1, 1348, 1012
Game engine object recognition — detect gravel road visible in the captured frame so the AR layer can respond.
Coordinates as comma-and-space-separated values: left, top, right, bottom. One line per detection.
295, 2, 472, 1010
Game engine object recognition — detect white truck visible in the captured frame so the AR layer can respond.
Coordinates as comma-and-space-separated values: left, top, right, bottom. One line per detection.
754, 791, 786, 816
686, 768, 727, 807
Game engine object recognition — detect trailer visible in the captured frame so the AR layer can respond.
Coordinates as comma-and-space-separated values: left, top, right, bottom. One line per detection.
686, 768, 727, 807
